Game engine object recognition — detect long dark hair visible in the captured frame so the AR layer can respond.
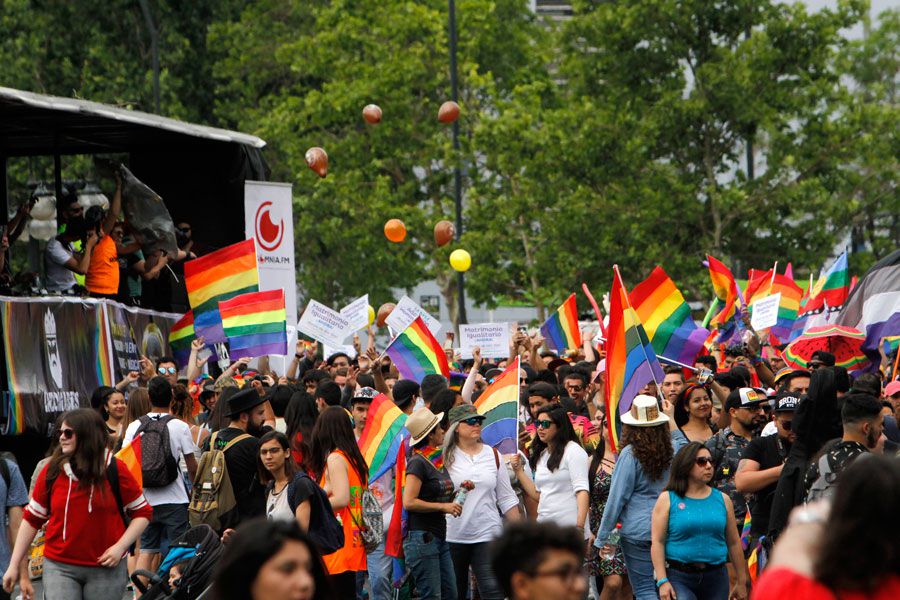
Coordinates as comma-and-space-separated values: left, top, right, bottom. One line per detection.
211, 517, 335, 600
308, 406, 369, 484
528, 406, 578, 473
258, 431, 296, 484
90, 386, 117, 421
208, 387, 239, 433
674, 384, 711, 428
588, 413, 608, 494
284, 390, 318, 469
665, 442, 709, 497
125, 387, 151, 427
620, 423, 673, 481
814, 455, 900, 592
795, 366, 842, 459
46, 409, 110, 488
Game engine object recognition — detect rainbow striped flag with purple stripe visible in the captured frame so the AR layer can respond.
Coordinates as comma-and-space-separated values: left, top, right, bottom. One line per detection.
219, 289, 288, 358
358, 392, 409, 483
384, 316, 450, 383
541, 293, 581, 353
168, 311, 195, 368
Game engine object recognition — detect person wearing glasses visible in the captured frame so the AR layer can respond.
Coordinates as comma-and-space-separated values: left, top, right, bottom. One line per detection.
2, 409, 152, 600
650, 442, 748, 600
490, 521, 588, 600
140, 355, 180, 386
562, 371, 591, 418
443, 404, 521, 600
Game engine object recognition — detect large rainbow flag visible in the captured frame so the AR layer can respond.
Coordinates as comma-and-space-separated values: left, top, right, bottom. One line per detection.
801, 251, 850, 315
168, 311, 195, 368
358, 392, 410, 483
219, 289, 287, 358
474, 357, 520, 454
184, 239, 259, 343
605, 266, 665, 451
384, 316, 450, 383
707, 255, 742, 342
745, 267, 803, 343
540, 293, 581, 353
630, 266, 709, 366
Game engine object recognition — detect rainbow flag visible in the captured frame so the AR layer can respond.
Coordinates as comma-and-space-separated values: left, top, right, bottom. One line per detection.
747, 544, 759, 584
115, 433, 143, 488
745, 268, 803, 342
740, 511, 752, 551
475, 357, 520, 454
540, 293, 581, 353
184, 239, 259, 343
358, 392, 410, 483
384, 439, 408, 586
883, 335, 900, 357
0, 304, 24, 435
707, 255, 742, 341
605, 266, 665, 451
169, 311, 195, 368
384, 316, 450, 383
219, 289, 287, 358
802, 251, 850, 315
630, 266, 709, 366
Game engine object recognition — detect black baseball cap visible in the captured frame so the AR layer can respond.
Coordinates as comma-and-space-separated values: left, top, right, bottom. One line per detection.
774, 391, 800, 413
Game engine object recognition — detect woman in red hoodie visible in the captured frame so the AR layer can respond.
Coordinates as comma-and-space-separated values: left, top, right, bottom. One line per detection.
2, 409, 151, 600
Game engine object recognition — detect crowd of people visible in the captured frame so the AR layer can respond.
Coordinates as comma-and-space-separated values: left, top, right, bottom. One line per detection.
1, 321, 899, 600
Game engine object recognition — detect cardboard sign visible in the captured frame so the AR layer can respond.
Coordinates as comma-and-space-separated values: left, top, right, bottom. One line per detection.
385, 295, 442, 335
750, 293, 781, 331
459, 322, 510, 359
340, 294, 370, 332
298, 300, 352, 347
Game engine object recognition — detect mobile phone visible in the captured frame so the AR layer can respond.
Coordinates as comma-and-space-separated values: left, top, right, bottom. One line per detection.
517, 326, 527, 334
197, 348, 212, 363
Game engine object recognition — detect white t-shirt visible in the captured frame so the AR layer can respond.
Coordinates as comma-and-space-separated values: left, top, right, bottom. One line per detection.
266, 486, 294, 522
44, 238, 76, 292
123, 413, 195, 506
761, 421, 778, 437
445, 444, 519, 544
534, 441, 590, 528
369, 469, 395, 533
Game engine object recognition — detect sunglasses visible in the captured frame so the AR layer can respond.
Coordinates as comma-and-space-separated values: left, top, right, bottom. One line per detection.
695, 456, 713, 467
565, 384, 584, 392
58, 428, 75, 440
461, 417, 484, 426
779, 419, 792, 431
158, 366, 177, 375
536, 419, 554, 429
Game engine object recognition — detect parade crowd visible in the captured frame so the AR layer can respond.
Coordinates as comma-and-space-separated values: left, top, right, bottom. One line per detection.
1, 324, 898, 600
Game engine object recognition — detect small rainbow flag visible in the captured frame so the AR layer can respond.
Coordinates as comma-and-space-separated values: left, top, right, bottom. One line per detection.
220, 289, 288, 358
707, 255, 741, 340
740, 510, 752, 551
802, 251, 850, 315
184, 239, 259, 343
475, 357, 520, 454
605, 266, 664, 451
358, 392, 409, 484
169, 311, 195, 368
384, 316, 450, 383
384, 439, 408, 587
115, 433, 143, 488
882, 335, 900, 357
541, 293, 581, 353
630, 266, 709, 366
745, 268, 803, 343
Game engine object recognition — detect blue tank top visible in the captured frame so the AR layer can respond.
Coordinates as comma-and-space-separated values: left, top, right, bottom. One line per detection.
664, 489, 728, 565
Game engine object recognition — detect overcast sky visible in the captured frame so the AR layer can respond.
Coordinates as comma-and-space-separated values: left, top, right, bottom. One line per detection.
805, 0, 898, 38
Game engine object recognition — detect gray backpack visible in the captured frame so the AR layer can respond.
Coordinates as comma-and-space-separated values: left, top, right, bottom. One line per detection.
806, 452, 869, 503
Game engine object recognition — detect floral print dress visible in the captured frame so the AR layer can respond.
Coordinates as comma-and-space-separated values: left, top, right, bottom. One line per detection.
588, 465, 627, 577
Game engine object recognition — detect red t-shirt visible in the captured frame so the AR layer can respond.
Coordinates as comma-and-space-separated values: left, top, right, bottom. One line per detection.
753, 567, 900, 600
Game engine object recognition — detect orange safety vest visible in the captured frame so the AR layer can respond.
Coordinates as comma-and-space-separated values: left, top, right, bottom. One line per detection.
319, 450, 367, 573
85, 235, 119, 295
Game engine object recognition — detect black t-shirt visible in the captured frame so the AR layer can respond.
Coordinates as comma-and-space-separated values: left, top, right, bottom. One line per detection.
405, 453, 455, 540
741, 435, 790, 536
203, 427, 265, 523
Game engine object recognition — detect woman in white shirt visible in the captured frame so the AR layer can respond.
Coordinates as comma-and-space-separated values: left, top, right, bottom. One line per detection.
512, 405, 590, 535
443, 404, 521, 600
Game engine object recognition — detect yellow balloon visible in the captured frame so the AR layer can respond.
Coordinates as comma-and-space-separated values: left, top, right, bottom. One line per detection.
449, 249, 472, 272
367, 305, 376, 326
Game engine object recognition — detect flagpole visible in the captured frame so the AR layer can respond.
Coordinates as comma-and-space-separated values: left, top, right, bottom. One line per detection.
613, 264, 664, 398
656, 355, 699, 372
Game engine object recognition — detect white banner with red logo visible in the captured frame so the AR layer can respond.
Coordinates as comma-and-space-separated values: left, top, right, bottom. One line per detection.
244, 181, 297, 330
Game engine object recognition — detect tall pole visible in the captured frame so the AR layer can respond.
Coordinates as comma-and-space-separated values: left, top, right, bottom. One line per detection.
449, 0, 468, 326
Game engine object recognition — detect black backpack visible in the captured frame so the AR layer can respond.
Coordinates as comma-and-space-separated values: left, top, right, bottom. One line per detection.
135, 414, 180, 488
286, 471, 344, 555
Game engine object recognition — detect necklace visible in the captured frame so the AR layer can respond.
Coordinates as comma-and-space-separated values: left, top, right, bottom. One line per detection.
272, 479, 288, 495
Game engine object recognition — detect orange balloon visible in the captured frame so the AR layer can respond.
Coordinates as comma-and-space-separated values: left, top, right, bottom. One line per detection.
434, 220, 455, 247
305, 147, 328, 178
438, 101, 460, 124
384, 219, 407, 243
376, 302, 396, 327
363, 104, 382, 124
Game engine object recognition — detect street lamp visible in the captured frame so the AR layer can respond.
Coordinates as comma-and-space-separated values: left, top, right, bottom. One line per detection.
448, 0, 468, 327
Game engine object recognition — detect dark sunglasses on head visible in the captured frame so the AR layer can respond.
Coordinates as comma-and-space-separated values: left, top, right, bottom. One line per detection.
695, 456, 713, 467
58, 428, 75, 439
536, 419, 554, 429
461, 417, 484, 426
158, 366, 177, 375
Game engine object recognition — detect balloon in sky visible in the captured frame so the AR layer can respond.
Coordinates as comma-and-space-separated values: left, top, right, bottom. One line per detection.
376, 303, 396, 327
363, 104, 382, 124
434, 220, 455, 247
305, 147, 328, 178
438, 101, 460, 124
384, 219, 407, 243
449, 249, 471, 272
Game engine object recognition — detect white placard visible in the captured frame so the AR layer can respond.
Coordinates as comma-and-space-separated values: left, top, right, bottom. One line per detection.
459, 322, 509, 359
340, 294, 370, 332
323, 343, 358, 361
385, 295, 442, 335
244, 181, 297, 327
298, 300, 352, 347
750, 293, 781, 331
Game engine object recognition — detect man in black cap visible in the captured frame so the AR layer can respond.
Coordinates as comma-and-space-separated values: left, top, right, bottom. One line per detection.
201, 386, 270, 524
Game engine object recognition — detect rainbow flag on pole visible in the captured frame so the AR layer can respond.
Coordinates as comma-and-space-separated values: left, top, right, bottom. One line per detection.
219, 289, 287, 357
384, 316, 450, 383
540, 293, 581, 353
168, 311, 195, 368
184, 239, 259, 343
740, 511, 752, 551
745, 268, 803, 343
475, 357, 520, 454
115, 433, 143, 488
801, 251, 850, 315
630, 266, 709, 366
358, 392, 410, 483
605, 266, 665, 451
707, 255, 742, 341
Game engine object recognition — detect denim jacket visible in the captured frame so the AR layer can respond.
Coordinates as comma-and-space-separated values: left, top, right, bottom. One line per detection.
594, 429, 688, 544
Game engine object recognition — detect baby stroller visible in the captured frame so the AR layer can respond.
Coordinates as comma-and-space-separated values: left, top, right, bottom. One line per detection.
131, 524, 222, 600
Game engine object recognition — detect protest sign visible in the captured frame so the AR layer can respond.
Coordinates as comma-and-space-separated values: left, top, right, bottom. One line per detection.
324, 343, 358, 361
385, 295, 442, 335
298, 300, 352, 347
751, 293, 781, 331
459, 322, 510, 359
340, 294, 370, 332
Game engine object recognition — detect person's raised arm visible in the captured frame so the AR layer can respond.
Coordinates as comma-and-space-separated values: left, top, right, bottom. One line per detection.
100, 173, 122, 235
367, 348, 391, 397
461, 347, 483, 403
651, 492, 674, 600
529, 332, 548, 371
65, 230, 98, 275
185, 337, 206, 382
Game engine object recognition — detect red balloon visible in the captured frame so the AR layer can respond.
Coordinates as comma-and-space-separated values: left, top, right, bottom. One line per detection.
376, 302, 396, 327
384, 219, 407, 243
305, 147, 328, 178
434, 220, 455, 246
363, 104, 382, 124
438, 101, 460, 124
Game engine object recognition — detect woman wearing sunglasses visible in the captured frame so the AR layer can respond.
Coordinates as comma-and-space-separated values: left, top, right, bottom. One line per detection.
444, 404, 521, 600
650, 442, 748, 600
2, 409, 152, 600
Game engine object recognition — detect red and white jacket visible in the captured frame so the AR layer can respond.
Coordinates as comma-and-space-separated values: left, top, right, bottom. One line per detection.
24, 453, 152, 567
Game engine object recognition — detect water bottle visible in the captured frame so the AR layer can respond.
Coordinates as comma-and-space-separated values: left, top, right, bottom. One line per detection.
453, 480, 475, 508
600, 523, 622, 560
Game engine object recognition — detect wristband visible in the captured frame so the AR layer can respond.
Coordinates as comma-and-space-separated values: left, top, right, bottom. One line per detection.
294, 353, 303, 359
656, 578, 669, 588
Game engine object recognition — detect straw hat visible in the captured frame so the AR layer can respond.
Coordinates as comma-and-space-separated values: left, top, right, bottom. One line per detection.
620, 395, 669, 427
407, 407, 444, 446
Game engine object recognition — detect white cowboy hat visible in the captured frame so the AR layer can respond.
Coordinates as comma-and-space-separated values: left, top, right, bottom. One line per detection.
620, 395, 670, 427
407, 407, 445, 446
